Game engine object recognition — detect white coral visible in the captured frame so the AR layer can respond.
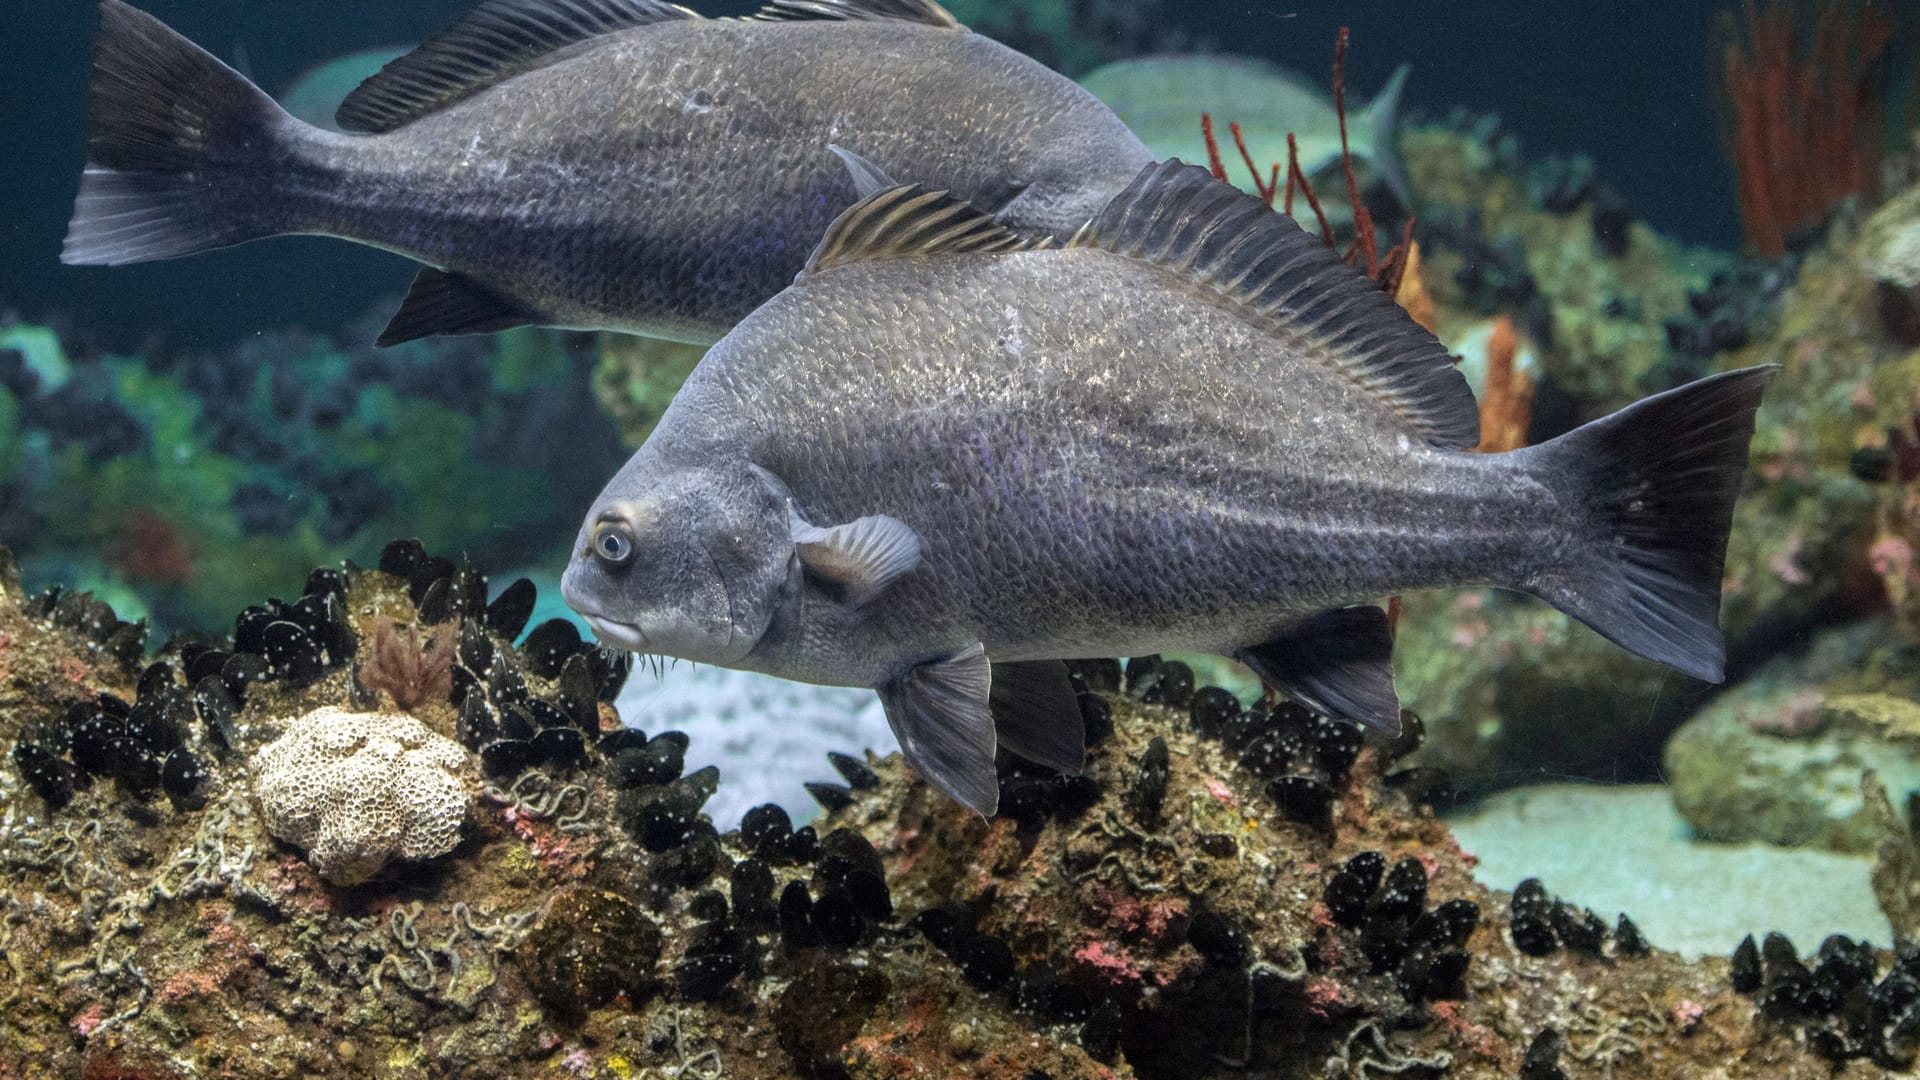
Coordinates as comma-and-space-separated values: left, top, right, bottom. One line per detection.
251, 706, 472, 885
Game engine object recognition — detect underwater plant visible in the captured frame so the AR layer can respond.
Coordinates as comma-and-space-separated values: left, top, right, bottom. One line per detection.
1714, 0, 1910, 256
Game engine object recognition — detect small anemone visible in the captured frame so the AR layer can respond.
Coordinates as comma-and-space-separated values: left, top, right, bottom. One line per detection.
357, 619, 456, 712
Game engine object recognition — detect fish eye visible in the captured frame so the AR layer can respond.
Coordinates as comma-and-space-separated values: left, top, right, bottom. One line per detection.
591, 521, 635, 566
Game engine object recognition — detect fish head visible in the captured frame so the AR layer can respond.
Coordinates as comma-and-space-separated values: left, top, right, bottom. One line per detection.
561, 463, 792, 667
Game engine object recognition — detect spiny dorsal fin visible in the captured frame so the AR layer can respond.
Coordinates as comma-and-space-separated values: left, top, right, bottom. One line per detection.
800, 185, 1046, 281
748, 0, 963, 30
1070, 160, 1480, 450
337, 0, 700, 134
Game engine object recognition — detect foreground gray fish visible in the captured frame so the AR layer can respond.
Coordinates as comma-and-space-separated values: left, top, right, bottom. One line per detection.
62, 0, 1152, 345
561, 162, 1774, 816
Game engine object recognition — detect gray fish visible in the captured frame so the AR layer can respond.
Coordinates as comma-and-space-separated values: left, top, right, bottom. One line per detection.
560, 162, 1774, 816
62, 0, 1152, 346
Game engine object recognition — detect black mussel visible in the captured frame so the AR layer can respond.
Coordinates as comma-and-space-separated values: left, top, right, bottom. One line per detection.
94, 692, 132, 720
740, 803, 793, 859
556, 654, 600, 731
456, 695, 499, 749
1325, 851, 1385, 929
14, 742, 85, 808
233, 606, 276, 656
1510, 879, 1559, 957
193, 674, 240, 749
522, 698, 571, 731
1268, 774, 1334, 828
806, 782, 855, 813
441, 562, 485, 623
486, 578, 538, 642
303, 566, 346, 601
291, 592, 354, 664
499, 704, 537, 743
1397, 941, 1470, 1001
675, 952, 742, 1001
1077, 692, 1114, 747
414, 578, 452, 626
408, 555, 456, 605
1613, 914, 1650, 957
1549, 902, 1608, 956
377, 538, 427, 579
261, 621, 324, 685
779, 881, 820, 950
161, 747, 209, 809
487, 655, 531, 710
731, 858, 778, 933
479, 738, 536, 777
1188, 686, 1240, 738
111, 739, 162, 795
136, 660, 176, 701
1128, 736, 1169, 823
522, 619, 585, 679
596, 728, 650, 755
812, 891, 865, 948
1731, 934, 1763, 993
530, 726, 586, 767
1124, 654, 1163, 697
785, 824, 820, 865
124, 687, 186, 754
1141, 659, 1194, 708
1373, 858, 1428, 925
957, 934, 1016, 991
843, 869, 892, 923
1304, 713, 1363, 780
1186, 911, 1249, 966
68, 710, 127, 777
828, 751, 880, 790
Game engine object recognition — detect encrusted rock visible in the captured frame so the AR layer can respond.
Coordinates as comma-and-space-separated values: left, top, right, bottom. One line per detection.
250, 706, 472, 885
1665, 676, 1920, 854
516, 886, 662, 1022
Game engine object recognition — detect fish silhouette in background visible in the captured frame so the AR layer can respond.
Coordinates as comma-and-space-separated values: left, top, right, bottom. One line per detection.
62, 0, 1153, 346
1079, 53, 1413, 207
561, 162, 1775, 816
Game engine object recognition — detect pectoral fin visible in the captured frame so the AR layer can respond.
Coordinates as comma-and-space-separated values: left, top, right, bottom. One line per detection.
1236, 606, 1400, 735
790, 507, 922, 606
877, 644, 998, 816
989, 660, 1083, 774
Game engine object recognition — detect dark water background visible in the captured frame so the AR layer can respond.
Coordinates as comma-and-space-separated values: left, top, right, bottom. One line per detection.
4, 1, 1734, 350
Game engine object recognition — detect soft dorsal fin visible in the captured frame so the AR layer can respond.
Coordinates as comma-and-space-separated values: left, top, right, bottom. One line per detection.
1070, 161, 1480, 450
748, 0, 963, 29
337, 0, 700, 134
800, 185, 1046, 281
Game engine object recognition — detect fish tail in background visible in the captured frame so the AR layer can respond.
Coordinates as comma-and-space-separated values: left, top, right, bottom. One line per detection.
63, 1, 305, 266
1359, 63, 1412, 208
1517, 365, 1778, 684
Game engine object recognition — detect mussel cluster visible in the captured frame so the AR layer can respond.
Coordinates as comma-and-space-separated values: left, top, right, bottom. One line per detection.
17, 580, 149, 668
1323, 851, 1481, 1002
1731, 930, 1920, 1067
909, 904, 1124, 1061
370, 539, 631, 778
1506, 877, 1646, 960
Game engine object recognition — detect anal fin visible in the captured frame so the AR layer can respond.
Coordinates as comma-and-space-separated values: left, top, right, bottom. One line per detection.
376, 267, 539, 347
989, 660, 1084, 774
1236, 606, 1400, 735
877, 644, 998, 816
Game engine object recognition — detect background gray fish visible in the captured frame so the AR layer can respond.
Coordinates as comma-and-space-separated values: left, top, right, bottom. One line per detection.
1078, 53, 1412, 206
61, 0, 1153, 346
561, 162, 1774, 816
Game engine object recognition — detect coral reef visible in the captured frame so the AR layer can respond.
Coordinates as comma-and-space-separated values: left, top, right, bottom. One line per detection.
252, 707, 473, 885
0, 546, 1887, 1077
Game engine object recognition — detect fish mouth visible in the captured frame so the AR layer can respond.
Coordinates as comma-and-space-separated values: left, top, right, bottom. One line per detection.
578, 613, 649, 655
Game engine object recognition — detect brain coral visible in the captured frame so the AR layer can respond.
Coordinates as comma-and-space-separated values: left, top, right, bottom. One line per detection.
251, 706, 472, 885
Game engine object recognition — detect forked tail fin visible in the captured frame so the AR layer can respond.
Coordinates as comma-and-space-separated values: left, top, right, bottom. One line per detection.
1518, 366, 1777, 683
63, 0, 300, 266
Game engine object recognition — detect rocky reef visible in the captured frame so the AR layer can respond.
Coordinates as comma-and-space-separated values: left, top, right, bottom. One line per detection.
0, 544, 1896, 1078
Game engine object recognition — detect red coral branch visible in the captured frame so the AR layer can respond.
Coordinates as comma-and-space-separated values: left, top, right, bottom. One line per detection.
1333, 27, 1380, 279
1719, 0, 1896, 256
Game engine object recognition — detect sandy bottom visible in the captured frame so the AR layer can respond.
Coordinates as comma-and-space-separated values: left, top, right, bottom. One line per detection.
1448, 783, 1889, 958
